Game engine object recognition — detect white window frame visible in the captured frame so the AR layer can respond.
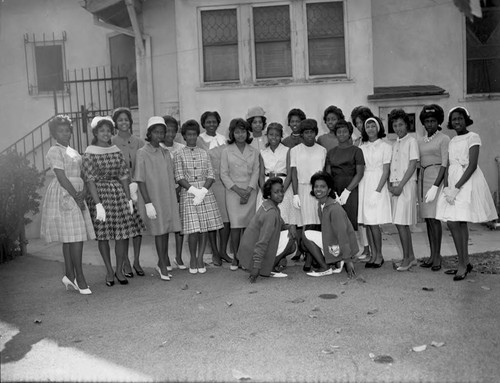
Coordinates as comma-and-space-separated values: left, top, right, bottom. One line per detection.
197, 0, 349, 86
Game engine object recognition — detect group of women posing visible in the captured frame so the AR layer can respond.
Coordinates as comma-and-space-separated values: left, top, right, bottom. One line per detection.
40, 104, 498, 293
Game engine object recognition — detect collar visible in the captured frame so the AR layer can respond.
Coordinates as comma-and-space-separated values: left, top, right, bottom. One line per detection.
261, 199, 278, 212
85, 145, 121, 154
396, 134, 410, 143
200, 132, 226, 149
323, 196, 338, 208
145, 142, 163, 153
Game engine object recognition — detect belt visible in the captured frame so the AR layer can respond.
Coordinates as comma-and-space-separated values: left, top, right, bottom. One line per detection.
265, 172, 287, 177
420, 163, 442, 198
422, 163, 441, 169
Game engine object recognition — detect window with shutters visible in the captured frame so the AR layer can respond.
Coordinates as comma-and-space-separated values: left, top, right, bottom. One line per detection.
466, 0, 500, 94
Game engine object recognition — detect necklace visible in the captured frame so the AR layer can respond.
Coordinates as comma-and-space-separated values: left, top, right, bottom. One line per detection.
423, 131, 440, 143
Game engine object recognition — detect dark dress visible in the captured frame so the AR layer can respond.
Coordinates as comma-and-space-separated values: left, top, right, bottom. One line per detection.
325, 145, 365, 230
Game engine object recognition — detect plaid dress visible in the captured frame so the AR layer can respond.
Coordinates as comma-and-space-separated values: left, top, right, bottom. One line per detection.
40, 144, 96, 243
82, 145, 145, 240
174, 146, 223, 235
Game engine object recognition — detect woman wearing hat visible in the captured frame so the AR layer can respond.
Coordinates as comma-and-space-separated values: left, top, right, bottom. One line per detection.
82, 116, 145, 286
436, 107, 498, 281
134, 117, 182, 280
246, 106, 268, 152
40, 115, 95, 295
417, 104, 450, 271
111, 107, 145, 277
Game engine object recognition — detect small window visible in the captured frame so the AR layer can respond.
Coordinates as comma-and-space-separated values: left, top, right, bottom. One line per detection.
466, 0, 500, 94
306, 2, 346, 76
253, 5, 292, 79
201, 9, 239, 82
24, 32, 67, 95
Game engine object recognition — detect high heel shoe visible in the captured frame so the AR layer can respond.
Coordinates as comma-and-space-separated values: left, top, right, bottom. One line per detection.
133, 265, 145, 276
365, 262, 374, 268
396, 263, 413, 272
62, 276, 78, 291
173, 260, 187, 270
431, 264, 442, 271
123, 269, 134, 278
114, 273, 129, 285
420, 261, 433, 268
453, 264, 473, 281
105, 277, 114, 287
74, 279, 92, 295
155, 266, 171, 281
372, 259, 384, 268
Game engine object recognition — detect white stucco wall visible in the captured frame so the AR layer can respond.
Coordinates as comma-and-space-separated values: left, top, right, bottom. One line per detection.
372, 0, 500, 194
173, 0, 374, 137
0, 0, 113, 152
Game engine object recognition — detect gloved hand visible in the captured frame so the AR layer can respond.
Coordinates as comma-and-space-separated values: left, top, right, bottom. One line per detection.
129, 182, 138, 202
128, 200, 134, 214
444, 186, 460, 205
187, 186, 201, 197
95, 203, 106, 222
249, 268, 260, 283
339, 189, 351, 205
198, 187, 208, 201
145, 203, 157, 219
425, 185, 439, 203
193, 195, 203, 206
293, 194, 301, 209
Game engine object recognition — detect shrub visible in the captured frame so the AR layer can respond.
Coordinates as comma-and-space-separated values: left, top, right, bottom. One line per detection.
0, 150, 45, 263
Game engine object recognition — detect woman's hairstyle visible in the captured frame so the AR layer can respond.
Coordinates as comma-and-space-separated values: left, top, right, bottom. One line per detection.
323, 105, 345, 123
388, 108, 411, 130
361, 116, 386, 142
350, 106, 374, 125
299, 118, 319, 136
227, 118, 252, 144
163, 115, 179, 131
181, 119, 201, 136
287, 108, 306, 125
91, 117, 114, 145
265, 122, 284, 147
309, 171, 335, 198
48, 115, 73, 138
447, 106, 473, 129
145, 124, 166, 142
200, 111, 221, 129
419, 104, 444, 127
263, 177, 283, 199
111, 107, 133, 132
247, 116, 267, 132
333, 119, 353, 136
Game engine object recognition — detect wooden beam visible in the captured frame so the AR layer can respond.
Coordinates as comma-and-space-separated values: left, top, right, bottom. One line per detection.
93, 15, 135, 37
125, 0, 145, 55
83, 0, 124, 14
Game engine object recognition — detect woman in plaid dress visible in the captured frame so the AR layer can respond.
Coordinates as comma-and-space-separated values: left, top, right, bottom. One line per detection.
82, 117, 145, 287
40, 115, 95, 295
174, 120, 223, 274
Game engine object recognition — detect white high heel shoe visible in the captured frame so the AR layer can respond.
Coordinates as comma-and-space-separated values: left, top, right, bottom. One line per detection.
74, 279, 92, 295
155, 266, 171, 281
62, 276, 78, 291
173, 260, 187, 270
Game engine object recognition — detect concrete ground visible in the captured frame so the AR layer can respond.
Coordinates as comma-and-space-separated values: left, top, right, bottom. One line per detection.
1, 223, 499, 382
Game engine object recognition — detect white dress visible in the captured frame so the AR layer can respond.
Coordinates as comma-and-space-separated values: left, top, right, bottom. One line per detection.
358, 139, 393, 225
256, 143, 297, 224
290, 143, 327, 226
436, 132, 498, 222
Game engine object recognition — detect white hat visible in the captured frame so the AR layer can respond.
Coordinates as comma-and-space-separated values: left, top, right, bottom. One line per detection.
147, 116, 167, 129
91, 116, 114, 129
246, 106, 266, 120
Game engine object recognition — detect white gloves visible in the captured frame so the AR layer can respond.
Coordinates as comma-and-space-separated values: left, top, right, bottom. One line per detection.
293, 194, 301, 209
145, 203, 157, 219
129, 182, 138, 202
339, 189, 351, 205
95, 203, 106, 222
425, 185, 439, 203
190, 187, 208, 206
188, 186, 201, 197
128, 200, 134, 214
444, 187, 460, 205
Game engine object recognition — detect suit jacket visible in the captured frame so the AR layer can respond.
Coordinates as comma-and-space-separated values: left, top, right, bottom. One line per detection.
220, 143, 260, 190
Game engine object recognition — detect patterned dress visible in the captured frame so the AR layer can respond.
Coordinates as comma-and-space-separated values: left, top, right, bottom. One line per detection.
174, 146, 223, 235
40, 144, 95, 243
82, 145, 145, 240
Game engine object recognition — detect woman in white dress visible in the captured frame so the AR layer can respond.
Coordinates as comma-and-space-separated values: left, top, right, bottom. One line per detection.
436, 107, 498, 281
358, 117, 392, 268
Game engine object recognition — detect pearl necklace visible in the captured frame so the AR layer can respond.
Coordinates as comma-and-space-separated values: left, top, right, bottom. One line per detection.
423, 131, 440, 143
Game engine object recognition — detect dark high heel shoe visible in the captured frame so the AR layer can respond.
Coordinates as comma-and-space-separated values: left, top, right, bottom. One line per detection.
105, 278, 114, 287
453, 264, 473, 281
133, 265, 145, 276
123, 270, 134, 278
372, 259, 384, 268
365, 262, 374, 268
115, 273, 129, 285
420, 261, 433, 268
431, 264, 442, 271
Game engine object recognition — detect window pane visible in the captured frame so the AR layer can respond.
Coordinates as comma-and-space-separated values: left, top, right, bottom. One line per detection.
35, 45, 64, 91
466, 5, 500, 93
307, 2, 345, 76
253, 5, 292, 79
201, 9, 239, 82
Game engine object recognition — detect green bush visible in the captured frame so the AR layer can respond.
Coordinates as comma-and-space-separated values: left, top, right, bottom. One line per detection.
0, 150, 45, 263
